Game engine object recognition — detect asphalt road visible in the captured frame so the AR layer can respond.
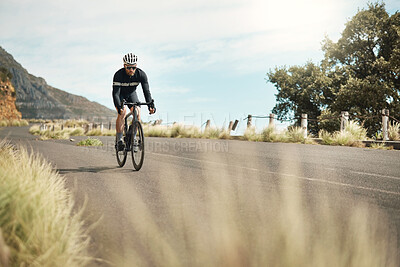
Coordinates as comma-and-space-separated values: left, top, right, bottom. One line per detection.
1, 126, 400, 266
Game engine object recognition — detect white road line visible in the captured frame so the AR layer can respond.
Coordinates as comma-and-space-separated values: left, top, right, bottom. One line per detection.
350, 171, 400, 181
148, 152, 400, 196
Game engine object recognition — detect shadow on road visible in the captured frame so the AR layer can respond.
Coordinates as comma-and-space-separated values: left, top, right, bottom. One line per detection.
57, 166, 133, 174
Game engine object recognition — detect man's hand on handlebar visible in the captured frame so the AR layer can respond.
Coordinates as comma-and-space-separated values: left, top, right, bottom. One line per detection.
148, 100, 156, 115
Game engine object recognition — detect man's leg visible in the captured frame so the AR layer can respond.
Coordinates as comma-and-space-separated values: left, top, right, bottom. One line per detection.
136, 106, 141, 122
116, 106, 127, 142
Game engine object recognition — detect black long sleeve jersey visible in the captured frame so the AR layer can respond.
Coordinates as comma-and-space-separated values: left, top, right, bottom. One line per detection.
112, 67, 152, 110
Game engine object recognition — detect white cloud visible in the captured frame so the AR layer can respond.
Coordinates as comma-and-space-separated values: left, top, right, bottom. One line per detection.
187, 97, 217, 103
154, 86, 191, 94
1, 0, 393, 113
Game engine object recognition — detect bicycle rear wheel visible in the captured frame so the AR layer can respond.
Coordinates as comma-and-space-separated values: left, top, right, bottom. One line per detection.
131, 121, 144, 171
116, 132, 127, 167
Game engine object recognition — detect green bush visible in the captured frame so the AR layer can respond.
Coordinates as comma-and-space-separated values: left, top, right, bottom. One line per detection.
77, 137, 103, 146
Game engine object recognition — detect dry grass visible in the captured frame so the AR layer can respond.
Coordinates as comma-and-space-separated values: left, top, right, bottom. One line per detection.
143, 124, 227, 139
388, 122, 400, 141
86, 128, 115, 136
0, 140, 91, 266
243, 126, 308, 144
369, 143, 393, 150
29, 121, 115, 139
0, 119, 29, 127
319, 121, 367, 147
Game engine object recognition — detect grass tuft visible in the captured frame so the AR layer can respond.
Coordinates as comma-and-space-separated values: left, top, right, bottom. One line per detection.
77, 137, 103, 146
388, 122, 400, 141
0, 119, 29, 127
286, 126, 306, 143
319, 121, 367, 147
243, 127, 261, 141
369, 142, 393, 150
0, 139, 91, 266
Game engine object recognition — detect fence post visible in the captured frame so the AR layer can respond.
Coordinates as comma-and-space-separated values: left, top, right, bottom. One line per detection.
341, 111, 349, 132
269, 114, 275, 128
301, 114, 308, 138
232, 120, 239, 131
247, 115, 252, 128
382, 109, 389, 141
228, 121, 234, 131
100, 123, 104, 133
109, 121, 112, 130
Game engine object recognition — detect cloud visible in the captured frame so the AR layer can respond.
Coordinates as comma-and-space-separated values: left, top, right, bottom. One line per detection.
1, 0, 392, 114
187, 97, 217, 103
154, 86, 191, 94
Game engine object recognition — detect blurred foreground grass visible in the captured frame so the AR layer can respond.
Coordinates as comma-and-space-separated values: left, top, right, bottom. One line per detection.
101, 147, 398, 267
0, 140, 91, 266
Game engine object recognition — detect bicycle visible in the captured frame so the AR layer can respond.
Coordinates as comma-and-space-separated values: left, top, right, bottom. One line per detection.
115, 100, 155, 171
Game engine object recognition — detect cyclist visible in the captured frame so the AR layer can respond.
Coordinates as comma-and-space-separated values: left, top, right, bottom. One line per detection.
112, 53, 155, 151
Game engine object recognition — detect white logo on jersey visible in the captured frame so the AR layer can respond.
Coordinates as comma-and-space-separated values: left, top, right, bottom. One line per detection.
113, 82, 140, 87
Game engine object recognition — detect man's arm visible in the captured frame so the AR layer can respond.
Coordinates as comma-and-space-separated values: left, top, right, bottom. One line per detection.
112, 79, 122, 113
140, 71, 152, 103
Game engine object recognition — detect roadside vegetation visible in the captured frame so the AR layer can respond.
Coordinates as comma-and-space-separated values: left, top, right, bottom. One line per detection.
267, 3, 400, 137
0, 119, 29, 127
77, 137, 103, 147
388, 122, 400, 141
319, 121, 368, 147
0, 140, 91, 266
29, 119, 400, 150
29, 120, 113, 140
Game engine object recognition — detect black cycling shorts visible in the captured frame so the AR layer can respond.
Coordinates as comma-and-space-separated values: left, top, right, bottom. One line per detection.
119, 92, 139, 110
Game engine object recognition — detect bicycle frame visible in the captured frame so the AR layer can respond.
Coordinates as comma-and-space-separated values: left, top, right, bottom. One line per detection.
116, 100, 154, 170
122, 100, 155, 138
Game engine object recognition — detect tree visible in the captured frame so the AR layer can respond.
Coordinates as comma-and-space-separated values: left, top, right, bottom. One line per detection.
267, 62, 331, 134
267, 2, 400, 136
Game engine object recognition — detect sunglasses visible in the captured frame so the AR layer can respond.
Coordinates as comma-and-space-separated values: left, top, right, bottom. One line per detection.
125, 65, 136, 70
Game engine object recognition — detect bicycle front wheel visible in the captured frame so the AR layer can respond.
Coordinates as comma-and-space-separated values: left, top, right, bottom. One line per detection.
116, 135, 127, 167
131, 121, 145, 171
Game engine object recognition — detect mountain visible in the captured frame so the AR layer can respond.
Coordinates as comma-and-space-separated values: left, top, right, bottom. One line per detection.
0, 67, 21, 120
0, 46, 115, 120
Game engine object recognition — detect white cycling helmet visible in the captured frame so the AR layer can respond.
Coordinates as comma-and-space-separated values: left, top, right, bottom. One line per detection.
123, 53, 138, 65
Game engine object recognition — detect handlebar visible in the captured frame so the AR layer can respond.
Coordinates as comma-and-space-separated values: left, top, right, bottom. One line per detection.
121, 99, 154, 107
121, 99, 156, 113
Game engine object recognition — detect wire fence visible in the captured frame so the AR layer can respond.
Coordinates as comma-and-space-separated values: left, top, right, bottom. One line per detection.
243, 112, 399, 125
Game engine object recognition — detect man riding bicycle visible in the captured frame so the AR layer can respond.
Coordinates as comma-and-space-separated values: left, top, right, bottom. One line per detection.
112, 53, 156, 151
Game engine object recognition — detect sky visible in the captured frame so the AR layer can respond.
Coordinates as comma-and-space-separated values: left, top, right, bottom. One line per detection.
0, 0, 398, 133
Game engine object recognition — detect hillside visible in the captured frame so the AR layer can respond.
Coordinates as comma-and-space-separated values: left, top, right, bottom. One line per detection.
0, 67, 21, 120
0, 46, 114, 120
